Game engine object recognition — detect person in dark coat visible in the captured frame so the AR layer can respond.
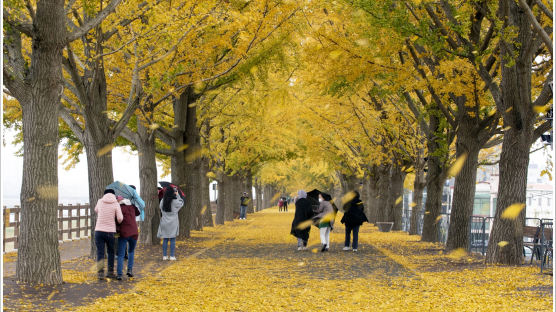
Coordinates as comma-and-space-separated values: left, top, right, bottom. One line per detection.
290, 190, 314, 250
116, 196, 140, 280
306, 189, 321, 215
341, 191, 368, 252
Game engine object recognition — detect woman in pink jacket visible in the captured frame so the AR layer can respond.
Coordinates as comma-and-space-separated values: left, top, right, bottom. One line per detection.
95, 189, 123, 280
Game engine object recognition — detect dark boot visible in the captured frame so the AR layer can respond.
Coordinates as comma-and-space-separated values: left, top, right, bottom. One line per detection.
126, 269, 134, 278
321, 244, 328, 252
97, 269, 105, 280
106, 268, 116, 279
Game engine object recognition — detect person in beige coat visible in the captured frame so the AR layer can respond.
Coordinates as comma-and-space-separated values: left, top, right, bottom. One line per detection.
313, 192, 335, 252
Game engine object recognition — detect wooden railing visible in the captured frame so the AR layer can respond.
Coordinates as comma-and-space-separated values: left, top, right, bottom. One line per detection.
3, 204, 92, 253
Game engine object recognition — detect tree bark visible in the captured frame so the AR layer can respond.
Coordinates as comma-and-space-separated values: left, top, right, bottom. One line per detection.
232, 174, 243, 218
421, 113, 447, 242
215, 176, 227, 224
200, 158, 213, 227
389, 166, 406, 231
246, 173, 254, 214
12, 0, 66, 284
376, 164, 391, 222
486, 0, 537, 264
255, 179, 262, 211
137, 121, 159, 245
410, 164, 426, 235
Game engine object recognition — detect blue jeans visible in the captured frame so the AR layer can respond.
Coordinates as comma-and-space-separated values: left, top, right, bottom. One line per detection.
117, 237, 137, 276
345, 225, 360, 249
240, 205, 247, 219
95, 231, 115, 272
162, 238, 176, 257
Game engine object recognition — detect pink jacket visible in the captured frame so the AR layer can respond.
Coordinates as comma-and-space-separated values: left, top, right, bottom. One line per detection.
94, 193, 123, 233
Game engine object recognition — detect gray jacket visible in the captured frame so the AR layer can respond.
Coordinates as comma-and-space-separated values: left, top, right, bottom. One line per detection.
157, 198, 184, 238
314, 201, 335, 227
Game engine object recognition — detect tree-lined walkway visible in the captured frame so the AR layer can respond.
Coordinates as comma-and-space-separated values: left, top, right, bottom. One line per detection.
4, 208, 552, 311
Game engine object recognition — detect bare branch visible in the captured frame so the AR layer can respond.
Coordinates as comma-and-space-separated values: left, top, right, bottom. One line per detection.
535, 0, 553, 20
3, 9, 33, 37
533, 119, 553, 143
67, 0, 123, 42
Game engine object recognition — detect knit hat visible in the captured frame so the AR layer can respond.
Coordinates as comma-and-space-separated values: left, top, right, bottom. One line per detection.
104, 189, 115, 195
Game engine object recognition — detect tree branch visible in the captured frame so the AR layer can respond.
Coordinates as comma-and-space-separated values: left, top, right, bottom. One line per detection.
67, 0, 123, 42
533, 120, 553, 143
58, 103, 85, 142
3, 9, 33, 37
535, 0, 553, 20
518, 0, 553, 56
533, 68, 554, 107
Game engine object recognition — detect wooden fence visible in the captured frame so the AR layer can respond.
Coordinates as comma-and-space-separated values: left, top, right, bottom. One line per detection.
3, 204, 92, 253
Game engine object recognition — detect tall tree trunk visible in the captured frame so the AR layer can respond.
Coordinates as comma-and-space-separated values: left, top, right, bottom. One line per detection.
181, 101, 202, 237
486, 0, 538, 265
365, 166, 379, 224
376, 164, 391, 222
446, 120, 482, 250
246, 173, 254, 214
200, 158, 213, 227
137, 121, 159, 245
255, 179, 262, 211
13, 0, 66, 284
389, 166, 406, 231
421, 113, 447, 242
410, 165, 425, 235
232, 174, 243, 218
216, 176, 227, 224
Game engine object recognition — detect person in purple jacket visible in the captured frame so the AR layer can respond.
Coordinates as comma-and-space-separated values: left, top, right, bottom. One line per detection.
116, 196, 141, 280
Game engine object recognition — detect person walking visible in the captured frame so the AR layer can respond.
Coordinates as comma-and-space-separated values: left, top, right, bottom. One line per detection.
314, 192, 335, 252
341, 191, 368, 252
116, 196, 140, 280
278, 198, 284, 212
240, 192, 249, 219
95, 189, 123, 280
290, 190, 314, 250
157, 187, 184, 260
283, 197, 288, 212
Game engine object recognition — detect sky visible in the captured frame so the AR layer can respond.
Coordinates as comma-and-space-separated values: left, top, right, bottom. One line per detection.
1, 128, 554, 207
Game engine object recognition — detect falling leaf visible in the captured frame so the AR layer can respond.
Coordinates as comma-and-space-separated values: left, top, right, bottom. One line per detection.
395, 196, 402, 205
26, 197, 35, 202
409, 202, 417, 207
295, 219, 313, 230
501, 203, 525, 219
311, 248, 318, 253
533, 105, 549, 114
448, 153, 467, 177
341, 191, 356, 206
271, 193, 281, 202
434, 215, 442, 224
47, 291, 56, 300
177, 144, 189, 152
200, 205, 207, 215
497, 241, 509, 248
329, 50, 342, 59
37, 185, 58, 200
96, 144, 114, 157
424, 211, 430, 215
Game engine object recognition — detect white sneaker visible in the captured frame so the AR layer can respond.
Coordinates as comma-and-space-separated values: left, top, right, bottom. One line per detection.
169, 256, 177, 261
343, 247, 351, 251
353, 249, 358, 252
163, 256, 168, 261
297, 247, 302, 251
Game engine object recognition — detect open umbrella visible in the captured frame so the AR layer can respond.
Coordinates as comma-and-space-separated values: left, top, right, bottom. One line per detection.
159, 181, 186, 201
106, 181, 145, 221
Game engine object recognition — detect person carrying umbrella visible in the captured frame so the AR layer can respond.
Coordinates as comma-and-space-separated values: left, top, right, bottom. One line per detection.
157, 186, 184, 260
290, 190, 314, 250
95, 189, 123, 279
116, 195, 140, 280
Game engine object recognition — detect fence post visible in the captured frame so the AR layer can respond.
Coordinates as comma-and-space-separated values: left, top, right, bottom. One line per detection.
58, 205, 63, 241
76, 204, 81, 239
481, 217, 486, 256
14, 206, 20, 250
3, 206, 8, 253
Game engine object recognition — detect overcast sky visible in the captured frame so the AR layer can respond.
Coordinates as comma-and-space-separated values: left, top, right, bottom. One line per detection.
2, 128, 554, 207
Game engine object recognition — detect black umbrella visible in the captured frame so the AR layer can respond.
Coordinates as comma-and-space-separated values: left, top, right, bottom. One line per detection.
159, 181, 186, 201
306, 189, 321, 200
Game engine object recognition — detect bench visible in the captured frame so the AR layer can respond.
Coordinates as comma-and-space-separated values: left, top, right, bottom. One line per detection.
523, 224, 553, 270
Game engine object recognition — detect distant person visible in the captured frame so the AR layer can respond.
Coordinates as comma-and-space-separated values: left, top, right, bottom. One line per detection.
95, 189, 123, 280
290, 190, 314, 250
157, 187, 184, 260
314, 192, 335, 252
278, 198, 284, 212
283, 197, 288, 212
341, 191, 368, 252
116, 195, 140, 280
240, 192, 249, 219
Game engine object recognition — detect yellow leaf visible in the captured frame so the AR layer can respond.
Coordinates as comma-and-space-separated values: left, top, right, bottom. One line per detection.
497, 241, 509, 248
501, 203, 525, 219
329, 50, 342, 60
447, 248, 467, 259
434, 215, 442, 224
97, 144, 114, 157
409, 202, 417, 207
295, 219, 313, 230
448, 153, 467, 177
341, 191, 356, 206
200, 205, 207, 215
177, 144, 189, 152
148, 123, 160, 130
395, 196, 402, 205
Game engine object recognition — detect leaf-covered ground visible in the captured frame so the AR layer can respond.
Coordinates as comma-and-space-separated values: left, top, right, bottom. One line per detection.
4, 208, 554, 311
